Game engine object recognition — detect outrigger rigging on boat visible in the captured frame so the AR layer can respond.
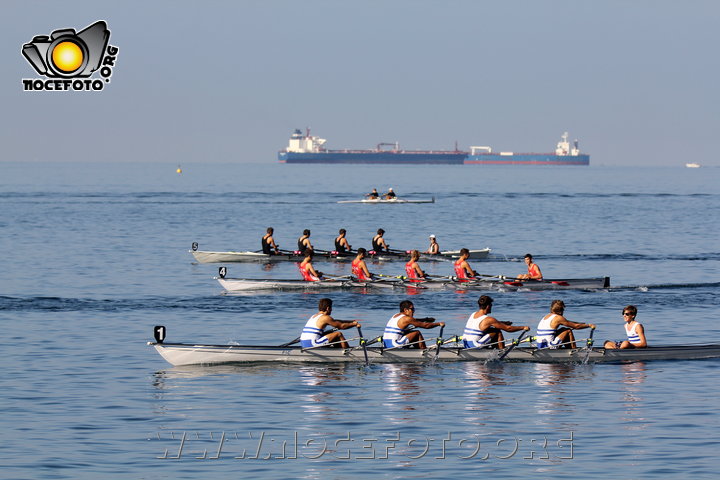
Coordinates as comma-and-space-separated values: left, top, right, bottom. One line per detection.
215, 267, 610, 292
149, 327, 720, 367
190, 243, 491, 264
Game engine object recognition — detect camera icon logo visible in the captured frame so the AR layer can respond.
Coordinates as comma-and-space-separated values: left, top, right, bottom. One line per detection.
22, 21, 110, 78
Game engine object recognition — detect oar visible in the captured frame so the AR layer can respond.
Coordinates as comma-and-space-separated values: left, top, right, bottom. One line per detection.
498, 330, 528, 360
322, 274, 353, 280
357, 326, 369, 365
433, 325, 445, 360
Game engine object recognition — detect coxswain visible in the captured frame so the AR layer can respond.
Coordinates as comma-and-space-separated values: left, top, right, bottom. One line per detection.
517, 253, 543, 281
351, 248, 373, 281
298, 250, 323, 282
383, 188, 397, 200
536, 300, 595, 349
405, 250, 426, 282
335, 228, 352, 253
453, 248, 478, 282
261, 227, 279, 255
383, 300, 444, 349
424, 234, 440, 255
366, 188, 380, 199
371, 228, 390, 253
603, 305, 647, 349
300, 298, 360, 349
463, 296, 530, 349
297, 229, 313, 255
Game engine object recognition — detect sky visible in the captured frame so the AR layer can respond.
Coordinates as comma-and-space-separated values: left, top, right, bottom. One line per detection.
2, 0, 719, 166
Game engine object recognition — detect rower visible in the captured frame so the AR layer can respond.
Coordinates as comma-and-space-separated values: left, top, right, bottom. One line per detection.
453, 248, 478, 282
383, 300, 444, 349
297, 229, 313, 255
424, 234, 440, 255
463, 296, 530, 349
372, 228, 389, 253
261, 227, 279, 255
405, 250, 426, 282
604, 305, 647, 349
366, 188, 380, 199
335, 228, 352, 253
351, 248, 373, 281
536, 300, 595, 349
383, 187, 397, 200
517, 253, 543, 281
298, 250, 323, 282
300, 298, 360, 349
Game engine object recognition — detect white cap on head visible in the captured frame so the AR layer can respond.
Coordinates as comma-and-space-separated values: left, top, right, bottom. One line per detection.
389, 187, 393, 191
429, 234, 436, 238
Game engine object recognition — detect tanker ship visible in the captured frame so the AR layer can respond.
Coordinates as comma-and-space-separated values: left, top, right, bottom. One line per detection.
278, 129, 589, 166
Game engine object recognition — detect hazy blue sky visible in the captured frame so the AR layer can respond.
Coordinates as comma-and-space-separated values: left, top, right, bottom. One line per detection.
3, 0, 719, 166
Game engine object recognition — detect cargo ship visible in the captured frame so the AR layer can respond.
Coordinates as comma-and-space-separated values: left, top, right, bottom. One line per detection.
278, 129, 589, 166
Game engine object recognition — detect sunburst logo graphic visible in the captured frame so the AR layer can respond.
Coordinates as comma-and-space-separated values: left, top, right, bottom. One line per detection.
21, 20, 119, 91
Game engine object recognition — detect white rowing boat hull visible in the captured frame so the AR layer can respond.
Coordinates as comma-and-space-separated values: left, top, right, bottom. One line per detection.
216, 276, 610, 292
337, 198, 435, 204
152, 343, 720, 367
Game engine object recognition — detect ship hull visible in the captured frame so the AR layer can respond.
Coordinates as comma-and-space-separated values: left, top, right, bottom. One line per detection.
465, 153, 590, 166
279, 152, 589, 165
279, 151, 466, 165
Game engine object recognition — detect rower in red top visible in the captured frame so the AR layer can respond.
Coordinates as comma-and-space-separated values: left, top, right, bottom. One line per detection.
298, 250, 323, 281
517, 253, 543, 281
351, 248, 373, 281
453, 248, 478, 282
405, 250, 426, 282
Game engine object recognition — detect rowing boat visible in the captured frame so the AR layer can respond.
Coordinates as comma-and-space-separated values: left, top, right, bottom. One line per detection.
337, 197, 435, 204
216, 274, 610, 292
190, 243, 491, 263
150, 339, 720, 367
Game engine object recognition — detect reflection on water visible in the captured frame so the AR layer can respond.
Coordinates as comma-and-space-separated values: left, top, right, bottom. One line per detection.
381, 364, 426, 424
532, 363, 584, 419
620, 362, 648, 432
460, 362, 508, 427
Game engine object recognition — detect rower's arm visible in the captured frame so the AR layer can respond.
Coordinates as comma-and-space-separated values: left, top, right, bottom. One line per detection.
325, 317, 359, 330
558, 317, 595, 330
408, 318, 444, 329
488, 318, 530, 333
634, 323, 647, 348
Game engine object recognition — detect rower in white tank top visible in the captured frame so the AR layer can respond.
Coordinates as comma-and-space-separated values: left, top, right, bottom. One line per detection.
300, 313, 329, 348
463, 313, 492, 348
536, 314, 563, 349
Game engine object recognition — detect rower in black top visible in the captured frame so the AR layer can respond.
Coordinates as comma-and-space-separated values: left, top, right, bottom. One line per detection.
372, 228, 389, 253
366, 188, 379, 199
335, 228, 351, 253
261, 227, 279, 255
297, 229, 313, 254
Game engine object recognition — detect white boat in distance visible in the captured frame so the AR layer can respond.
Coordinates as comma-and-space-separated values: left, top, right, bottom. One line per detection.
338, 197, 435, 204
149, 328, 720, 367
190, 243, 491, 263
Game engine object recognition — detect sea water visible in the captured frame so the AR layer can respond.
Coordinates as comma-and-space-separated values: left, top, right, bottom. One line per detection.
1, 162, 718, 479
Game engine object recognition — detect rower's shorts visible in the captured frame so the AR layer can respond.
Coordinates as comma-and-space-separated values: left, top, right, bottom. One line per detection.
383, 336, 409, 348
301, 336, 329, 348
463, 334, 491, 348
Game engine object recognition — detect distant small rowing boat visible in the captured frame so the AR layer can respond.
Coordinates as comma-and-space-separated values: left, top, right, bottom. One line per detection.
337, 197, 435, 204
216, 273, 610, 292
190, 243, 491, 263
149, 329, 720, 366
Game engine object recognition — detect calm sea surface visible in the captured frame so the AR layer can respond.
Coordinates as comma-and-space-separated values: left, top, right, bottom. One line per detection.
1, 162, 719, 479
